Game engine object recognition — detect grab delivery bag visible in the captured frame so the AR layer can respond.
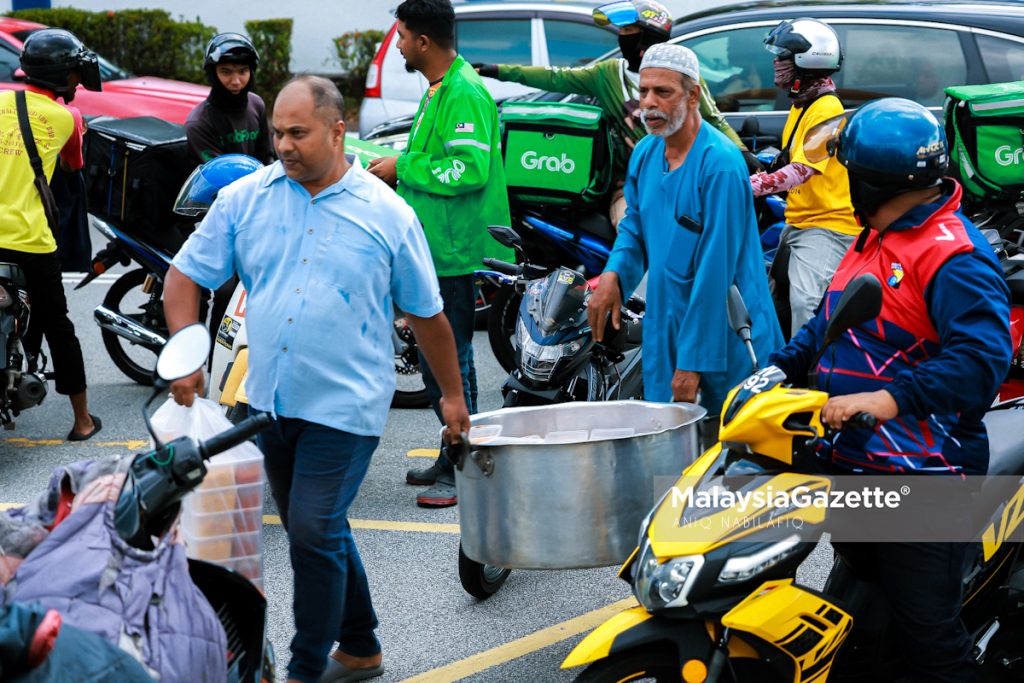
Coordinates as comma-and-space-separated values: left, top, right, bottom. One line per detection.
944, 80, 1024, 202
500, 101, 613, 207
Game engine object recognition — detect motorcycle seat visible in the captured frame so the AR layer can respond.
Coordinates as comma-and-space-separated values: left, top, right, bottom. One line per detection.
984, 407, 1024, 475
575, 212, 616, 245
0, 262, 27, 288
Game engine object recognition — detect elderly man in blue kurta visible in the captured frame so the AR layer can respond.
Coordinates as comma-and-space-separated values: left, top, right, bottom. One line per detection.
589, 43, 782, 417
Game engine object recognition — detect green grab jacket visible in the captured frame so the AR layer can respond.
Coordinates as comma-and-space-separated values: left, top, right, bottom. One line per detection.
396, 55, 514, 277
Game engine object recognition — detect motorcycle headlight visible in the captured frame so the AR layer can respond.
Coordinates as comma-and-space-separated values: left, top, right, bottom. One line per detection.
717, 535, 801, 584
0, 285, 10, 309
633, 539, 705, 612
516, 318, 581, 382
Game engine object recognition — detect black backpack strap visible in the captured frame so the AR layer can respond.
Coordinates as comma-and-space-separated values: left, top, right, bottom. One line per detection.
14, 90, 60, 235
781, 91, 841, 156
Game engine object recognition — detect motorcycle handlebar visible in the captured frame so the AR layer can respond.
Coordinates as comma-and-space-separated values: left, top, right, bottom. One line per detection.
846, 411, 878, 430
200, 412, 273, 459
482, 258, 520, 276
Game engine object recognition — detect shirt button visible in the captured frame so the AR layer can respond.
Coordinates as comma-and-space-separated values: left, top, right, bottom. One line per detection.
288, 317, 293, 324
308, 228, 314, 234
282, 346, 288, 352
302, 258, 308, 264
295, 288, 301, 294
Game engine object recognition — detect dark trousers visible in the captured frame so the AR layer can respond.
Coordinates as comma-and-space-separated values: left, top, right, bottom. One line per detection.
0, 248, 86, 395
834, 542, 976, 683
418, 274, 477, 473
258, 415, 381, 682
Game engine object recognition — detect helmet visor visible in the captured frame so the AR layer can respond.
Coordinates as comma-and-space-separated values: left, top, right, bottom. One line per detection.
593, 1, 640, 28
803, 113, 848, 164
78, 50, 102, 92
173, 166, 218, 217
208, 34, 255, 63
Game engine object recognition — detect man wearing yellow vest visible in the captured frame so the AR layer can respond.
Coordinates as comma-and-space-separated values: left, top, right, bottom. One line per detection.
0, 29, 102, 440
751, 18, 859, 337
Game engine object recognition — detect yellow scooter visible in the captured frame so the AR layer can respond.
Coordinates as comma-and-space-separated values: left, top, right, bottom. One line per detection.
563, 273, 1024, 682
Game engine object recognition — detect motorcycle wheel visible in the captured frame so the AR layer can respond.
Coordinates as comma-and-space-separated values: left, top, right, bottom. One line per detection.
392, 313, 430, 409
572, 646, 681, 683
487, 286, 521, 374
458, 542, 511, 599
101, 269, 166, 386
474, 279, 496, 330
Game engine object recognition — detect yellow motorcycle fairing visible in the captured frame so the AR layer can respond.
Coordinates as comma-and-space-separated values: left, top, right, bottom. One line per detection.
719, 384, 829, 466
561, 606, 653, 669
721, 579, 852, 683
219, 347, 249, 407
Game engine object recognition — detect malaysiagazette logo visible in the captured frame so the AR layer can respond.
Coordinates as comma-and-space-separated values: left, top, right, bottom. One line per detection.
520, 151, 576, 174
995, 145, 1024, 167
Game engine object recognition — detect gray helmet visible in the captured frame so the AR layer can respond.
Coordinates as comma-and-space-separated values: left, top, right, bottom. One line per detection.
764, 18, 842, 78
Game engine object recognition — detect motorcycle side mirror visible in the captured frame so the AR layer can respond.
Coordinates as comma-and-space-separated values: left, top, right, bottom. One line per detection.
143, 323, 211, 447
807, 273, 883, 388
487, 225, 523, 251
727, 285, 758, 371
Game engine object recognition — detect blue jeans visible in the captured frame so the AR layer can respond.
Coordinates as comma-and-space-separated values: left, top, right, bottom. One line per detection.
258, 415, 381, 682
418, 274, 477, 473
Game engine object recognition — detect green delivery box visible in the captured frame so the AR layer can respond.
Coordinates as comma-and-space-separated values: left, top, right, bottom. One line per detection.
944, 80, 1024, 202
500, 101, 612, 207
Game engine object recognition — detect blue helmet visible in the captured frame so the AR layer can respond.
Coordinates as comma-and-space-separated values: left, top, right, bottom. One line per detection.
173, 154, 263, 216
836, 98, 948, 219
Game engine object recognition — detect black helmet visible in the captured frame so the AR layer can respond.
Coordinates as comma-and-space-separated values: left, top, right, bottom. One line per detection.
203, 33, 259, 70
20, 29, 101, 102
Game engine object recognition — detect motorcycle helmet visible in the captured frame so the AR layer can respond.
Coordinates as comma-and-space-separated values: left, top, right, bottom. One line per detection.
835, 98, 948, 220
764, 18, 842, 80
203, 33, 260, 108
593, 0, 673, 72
20, 29, 101, 103
173, 154, 264, 217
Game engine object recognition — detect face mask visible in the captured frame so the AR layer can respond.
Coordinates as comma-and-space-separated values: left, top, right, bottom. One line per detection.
773, 58, 797, 89
619, 33, 644, 72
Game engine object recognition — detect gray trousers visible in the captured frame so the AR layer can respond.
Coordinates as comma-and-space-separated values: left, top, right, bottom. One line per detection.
773, 225, 856, 337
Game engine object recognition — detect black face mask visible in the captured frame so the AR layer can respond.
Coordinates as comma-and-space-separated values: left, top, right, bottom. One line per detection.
619, 33, 644, 72
205, 65, 254, 110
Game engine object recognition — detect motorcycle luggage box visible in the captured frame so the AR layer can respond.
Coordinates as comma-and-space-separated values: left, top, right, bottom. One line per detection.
0, 262, 26, 288
83, 117, 196, 254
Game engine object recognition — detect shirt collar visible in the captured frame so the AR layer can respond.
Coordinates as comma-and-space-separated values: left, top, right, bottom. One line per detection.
263, 153, 371, 202
887, 179, 962, 232
24, 84, 57, 101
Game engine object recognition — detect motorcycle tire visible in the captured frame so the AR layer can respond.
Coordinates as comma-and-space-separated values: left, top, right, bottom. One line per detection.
487, 286, 521, 374
101, 269, 166, 386
392, 313, 431, 409
458, 542, 511, 600
572, 645, 682, 683
474, 279, 496, 330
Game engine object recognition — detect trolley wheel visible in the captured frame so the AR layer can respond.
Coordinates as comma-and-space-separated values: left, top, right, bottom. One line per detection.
458, 542, 511, 599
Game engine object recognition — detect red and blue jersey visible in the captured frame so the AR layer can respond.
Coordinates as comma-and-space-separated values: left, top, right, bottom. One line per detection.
770, 181, 1012, 475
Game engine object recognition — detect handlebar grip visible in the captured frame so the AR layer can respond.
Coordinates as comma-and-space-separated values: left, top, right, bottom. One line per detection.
200, 412, 273, 459
482, 258, 519, 276
847, 412, 878, 430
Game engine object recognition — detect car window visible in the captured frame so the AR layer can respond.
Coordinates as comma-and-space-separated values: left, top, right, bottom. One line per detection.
681, 26, 777, 113
457, 19, 532, 65
0, 43, 19, 81
834, 25, 966, 108
977, 34, 1024, 83
544, 20, 617, 68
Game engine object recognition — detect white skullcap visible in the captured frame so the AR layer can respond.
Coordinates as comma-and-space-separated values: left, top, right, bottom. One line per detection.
639, 43, 700, 83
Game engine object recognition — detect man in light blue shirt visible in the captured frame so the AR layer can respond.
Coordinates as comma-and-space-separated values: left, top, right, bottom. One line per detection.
164, 75, 469, 683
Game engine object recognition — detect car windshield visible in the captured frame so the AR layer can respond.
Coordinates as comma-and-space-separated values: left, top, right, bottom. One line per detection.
15, 28, 133, 81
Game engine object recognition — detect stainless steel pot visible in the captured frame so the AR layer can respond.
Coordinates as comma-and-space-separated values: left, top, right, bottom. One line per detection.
453, 401, 706, 569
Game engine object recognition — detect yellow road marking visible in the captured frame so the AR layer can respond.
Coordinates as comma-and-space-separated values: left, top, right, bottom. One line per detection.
262, 514, 459, 534
3, 438, 149, 449
399, 598, 638, 682
407, 448, 440, 458
0, 503, 19, 511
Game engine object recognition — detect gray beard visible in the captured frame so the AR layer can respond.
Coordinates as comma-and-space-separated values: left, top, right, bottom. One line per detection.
641, 104, 686, 138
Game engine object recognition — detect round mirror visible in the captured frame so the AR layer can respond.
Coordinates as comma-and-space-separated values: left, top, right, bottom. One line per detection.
155, 323, 211, 382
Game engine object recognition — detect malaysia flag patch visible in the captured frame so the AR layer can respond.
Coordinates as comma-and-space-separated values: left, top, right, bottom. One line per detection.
455, 122, 475, 133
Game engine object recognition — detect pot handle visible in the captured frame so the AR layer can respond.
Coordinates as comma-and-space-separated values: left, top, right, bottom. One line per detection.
443, 433, 471, 471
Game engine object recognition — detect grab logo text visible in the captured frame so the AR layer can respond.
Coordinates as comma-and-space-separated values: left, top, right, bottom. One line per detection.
520, 151, 576, 174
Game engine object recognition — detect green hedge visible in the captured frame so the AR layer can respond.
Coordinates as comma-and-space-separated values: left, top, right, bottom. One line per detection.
244, 18, 293, 110
333, 29, 384, 101
6, 8, 215, 84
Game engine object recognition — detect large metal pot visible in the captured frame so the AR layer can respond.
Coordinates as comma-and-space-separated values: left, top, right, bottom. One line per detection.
453, 401, 705, 569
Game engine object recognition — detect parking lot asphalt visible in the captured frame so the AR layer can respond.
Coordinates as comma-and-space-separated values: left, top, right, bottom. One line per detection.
0, 266, 832, 682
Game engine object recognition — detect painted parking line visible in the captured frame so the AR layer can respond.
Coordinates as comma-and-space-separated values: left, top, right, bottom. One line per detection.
407, 448, 440, 458
262, 514, 459, 534
399, 597, 637, 683
4, 438, 150, 449
61, 272, 120, 285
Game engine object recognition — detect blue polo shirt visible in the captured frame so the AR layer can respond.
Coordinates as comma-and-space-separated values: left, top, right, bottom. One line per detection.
173, 156, 443, 436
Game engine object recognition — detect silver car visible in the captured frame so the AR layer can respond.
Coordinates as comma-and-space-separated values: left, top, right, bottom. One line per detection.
358, 0, 619, 137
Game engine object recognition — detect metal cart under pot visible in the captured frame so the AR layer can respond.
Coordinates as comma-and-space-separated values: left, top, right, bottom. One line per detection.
449, 401, 705, 598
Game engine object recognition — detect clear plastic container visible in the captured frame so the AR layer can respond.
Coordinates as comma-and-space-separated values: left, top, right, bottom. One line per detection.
181, 506, 263, 537
183, 530, 263, 562
220, 553, 262, 582
187, 482, 263, 514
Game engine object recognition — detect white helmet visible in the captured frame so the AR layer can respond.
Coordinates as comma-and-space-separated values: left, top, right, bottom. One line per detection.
764, 18, 842, 76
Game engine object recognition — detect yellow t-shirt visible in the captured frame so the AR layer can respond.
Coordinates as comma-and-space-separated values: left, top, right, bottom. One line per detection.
0, 89, 76, 253
782, 94, 860, 236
